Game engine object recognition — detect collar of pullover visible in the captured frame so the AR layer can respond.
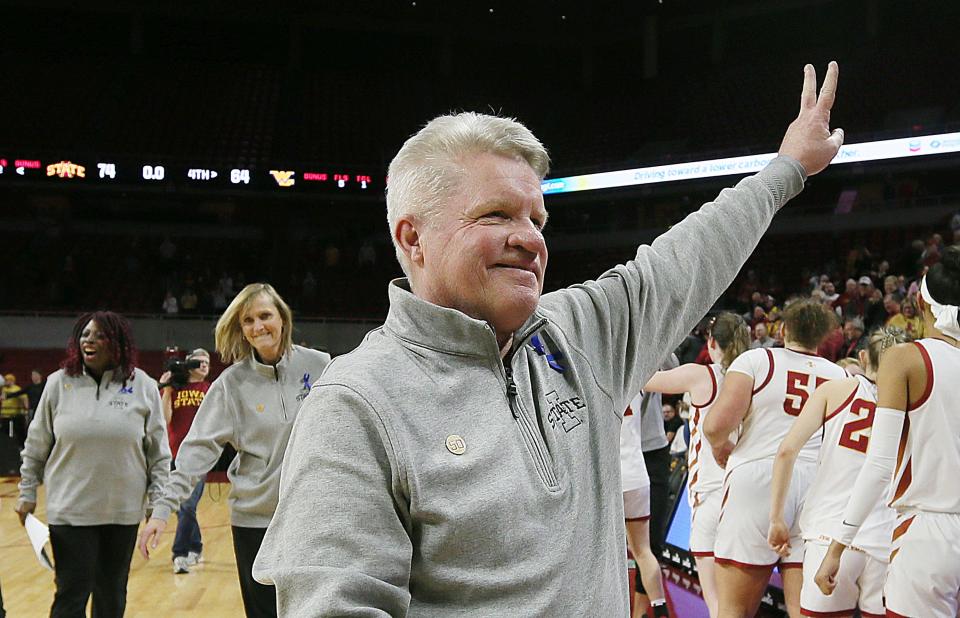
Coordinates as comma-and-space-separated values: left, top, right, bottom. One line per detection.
384, 279, 545, 359
82, 365, 118, 384
247, 348, 290, 378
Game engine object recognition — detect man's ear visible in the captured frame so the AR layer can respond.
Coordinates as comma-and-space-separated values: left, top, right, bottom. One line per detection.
395, 217, 424, 267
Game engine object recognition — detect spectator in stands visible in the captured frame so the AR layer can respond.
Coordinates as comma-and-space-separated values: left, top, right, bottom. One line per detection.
662, 402, 683, 445
882, 293, 902, 322
162, 290, 179, 315
675, 320, 708, 365
842, 316, 866, 358
212, 286, 228, 311
767, 306, 785, 343
751, 322, 777, 349
324, 243, 341, 268
843, 276, 871, 318
1, 374, 29, 448
820, 279, 838, 305
921, 234, 942, 267
887, 295, 925, 339
883, 275, 901, 296
16, 311, 170, 617
846, 276, 886, 330
180, 287, 198, 313
833, 278, 858, 313
218, 272, 234, 298
159, 236, 177, 263
158, 348, 212, 574
817, 312, 845, 362
139, 283, 331, 618
1, 369, 47, 428
252, 58, 845, 613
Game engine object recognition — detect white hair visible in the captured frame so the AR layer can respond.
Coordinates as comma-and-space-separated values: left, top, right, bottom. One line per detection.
385, 112, 550, 275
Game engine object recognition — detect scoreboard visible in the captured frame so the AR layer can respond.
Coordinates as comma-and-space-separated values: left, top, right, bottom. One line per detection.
0, 156, 379, 194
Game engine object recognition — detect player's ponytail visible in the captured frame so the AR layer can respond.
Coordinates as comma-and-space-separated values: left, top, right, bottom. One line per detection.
864, 325, 911, 372
708, 312, 751, 371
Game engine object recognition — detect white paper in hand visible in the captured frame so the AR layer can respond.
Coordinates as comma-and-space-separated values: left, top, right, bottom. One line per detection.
24, 513, 54, 571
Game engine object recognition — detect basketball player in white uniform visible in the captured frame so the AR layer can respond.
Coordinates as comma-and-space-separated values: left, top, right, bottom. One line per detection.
768, 326, 910, 618
643, 312, 751, 618
621, 392, 669, 618
816, 249, 960, 618
704, 300, 847, 617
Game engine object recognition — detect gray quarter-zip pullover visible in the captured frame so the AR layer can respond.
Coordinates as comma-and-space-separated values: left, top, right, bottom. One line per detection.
18, 367, 170, 526
152, 344, 331, 527
254, 156, 806, 615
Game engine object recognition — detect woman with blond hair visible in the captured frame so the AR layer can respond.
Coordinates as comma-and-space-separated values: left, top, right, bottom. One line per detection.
640, 312, 751, 618
138, 283, 330, 618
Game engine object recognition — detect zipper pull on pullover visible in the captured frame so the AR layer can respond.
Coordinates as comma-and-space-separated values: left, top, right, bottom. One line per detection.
504, 367, 519, 418
273, 365, 288, 420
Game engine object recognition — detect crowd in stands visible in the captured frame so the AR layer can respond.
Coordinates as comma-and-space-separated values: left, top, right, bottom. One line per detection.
675, 228, 957, 373
2, 201, 956, 325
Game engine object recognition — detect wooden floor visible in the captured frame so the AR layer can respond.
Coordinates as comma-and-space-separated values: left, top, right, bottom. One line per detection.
1, 478, 247, 617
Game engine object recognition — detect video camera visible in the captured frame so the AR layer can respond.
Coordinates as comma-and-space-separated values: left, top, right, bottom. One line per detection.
165, 356, 202, 389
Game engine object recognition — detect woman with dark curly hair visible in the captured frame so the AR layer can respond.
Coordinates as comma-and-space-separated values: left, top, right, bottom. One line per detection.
15, 310, 170, 618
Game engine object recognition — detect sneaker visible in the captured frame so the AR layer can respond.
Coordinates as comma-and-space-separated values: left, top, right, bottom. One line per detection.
185, 551, 202, 566
173, 556, 190, 574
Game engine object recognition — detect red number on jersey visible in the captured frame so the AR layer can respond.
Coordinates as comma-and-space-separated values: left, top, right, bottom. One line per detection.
838, 399, 876, 454
783, 371, 830, 416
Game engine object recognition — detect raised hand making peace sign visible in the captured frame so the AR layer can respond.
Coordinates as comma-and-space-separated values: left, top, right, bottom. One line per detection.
778, 61, 844, 176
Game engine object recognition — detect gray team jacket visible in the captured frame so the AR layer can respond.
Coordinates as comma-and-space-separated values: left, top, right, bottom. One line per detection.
152, 344, 331, 527
18, 367, 170, 526
253, 156, 806, 616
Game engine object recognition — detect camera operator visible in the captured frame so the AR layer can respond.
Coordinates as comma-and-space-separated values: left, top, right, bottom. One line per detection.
158, 348, 212, 574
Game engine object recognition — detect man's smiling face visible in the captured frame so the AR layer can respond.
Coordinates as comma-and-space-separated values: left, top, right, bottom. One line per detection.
413, 151, 548, 340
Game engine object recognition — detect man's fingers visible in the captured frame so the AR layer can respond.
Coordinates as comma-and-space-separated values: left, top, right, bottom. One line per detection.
817, 61, 839, 111
827, 127, 845, 151
800, 64, 817, 109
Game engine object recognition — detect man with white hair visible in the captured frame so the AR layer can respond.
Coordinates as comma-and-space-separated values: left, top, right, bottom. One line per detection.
254, 63, 844, 615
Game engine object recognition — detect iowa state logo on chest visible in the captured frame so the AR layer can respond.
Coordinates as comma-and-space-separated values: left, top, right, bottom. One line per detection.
545, 390, 584, 432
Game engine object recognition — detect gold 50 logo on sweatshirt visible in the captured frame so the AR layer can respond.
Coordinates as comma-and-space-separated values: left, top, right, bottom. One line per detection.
545, 390, 584, 433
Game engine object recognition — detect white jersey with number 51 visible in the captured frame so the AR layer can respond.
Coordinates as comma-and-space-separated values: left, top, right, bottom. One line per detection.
726, 347, 847, 471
